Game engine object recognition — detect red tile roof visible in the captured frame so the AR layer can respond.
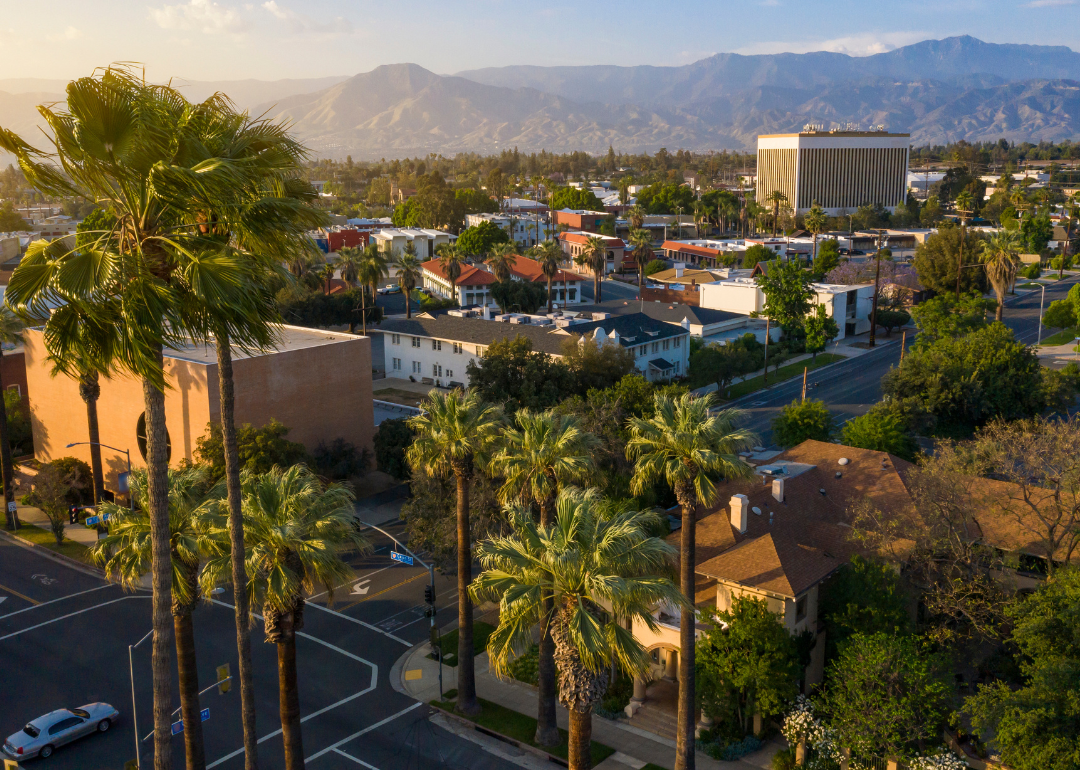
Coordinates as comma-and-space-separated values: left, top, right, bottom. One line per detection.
558, 232, 625, 248
506, 255, 584, 284
422, 259, 495, 287
661, 241, 726, 257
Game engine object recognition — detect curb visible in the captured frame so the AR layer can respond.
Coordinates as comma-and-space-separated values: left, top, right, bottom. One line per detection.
0, 528, 107, 580
432, 705, 574, 769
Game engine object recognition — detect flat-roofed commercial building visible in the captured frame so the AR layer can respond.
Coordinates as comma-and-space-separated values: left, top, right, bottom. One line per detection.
757, 130, 910, 216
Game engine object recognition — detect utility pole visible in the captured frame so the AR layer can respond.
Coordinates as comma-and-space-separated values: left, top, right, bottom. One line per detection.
801, 366, 808, 402
900, 331, 906, 363
762, 317, 771, 385
868, 230, 884, 348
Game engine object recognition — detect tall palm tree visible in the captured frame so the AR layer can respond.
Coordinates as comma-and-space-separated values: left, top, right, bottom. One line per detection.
954, 190, 976, 299
406, 390, 504, 716
487, 242, 518, 282
765, 190, 787, 237
336, 245, 364, 289
626, 393, 756, 770
804, 202, 828, 266
0, 307, 24, 529
437, 243, 467, 306
627, 204, 645, 231
472, 488, 683, 770
358, 243, 390, 335
627, 229, 653, 297
583, 235, 607, 303
394, 250, 423, 319
983, 229, 1021, 322
92, 466, 221, 770
532, 240, 562, 313
490, 411, 597, 745
201, 465, 369, 770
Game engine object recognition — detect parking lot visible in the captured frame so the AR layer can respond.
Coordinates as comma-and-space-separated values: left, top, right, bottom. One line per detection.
0, 524, 513, 770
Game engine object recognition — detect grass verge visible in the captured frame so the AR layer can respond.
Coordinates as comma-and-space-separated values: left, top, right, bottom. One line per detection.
430, 697, 615, 765
722, 353, 846, 401
1040, 328, 1080, 346
431, 620, 496, 667
10, 523, 93, 563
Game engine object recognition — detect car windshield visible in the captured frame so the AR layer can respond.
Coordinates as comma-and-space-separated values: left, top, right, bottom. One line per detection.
71, 709, 90, 718
22, 724, 39, 738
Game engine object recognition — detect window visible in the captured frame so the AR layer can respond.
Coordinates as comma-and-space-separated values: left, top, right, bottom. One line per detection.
476, 345, 485, 356
411, 337, 421, 348
49, 717, 82, 735
568, 288, 577, 301
432, 340, 442, 351
674, 336, 682, 348
392, 358, 402, 371
662, 339, 670, 351
795, 596, 807, 622
447, 369, 453, 378
412, 361, 422, 374
391, 334, 401, 345
136, 412, 171, 462
652, 342, 659, 354
453, 342, 463, 354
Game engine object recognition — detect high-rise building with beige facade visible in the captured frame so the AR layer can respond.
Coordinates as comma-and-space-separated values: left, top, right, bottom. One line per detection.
756, 130, 910, 216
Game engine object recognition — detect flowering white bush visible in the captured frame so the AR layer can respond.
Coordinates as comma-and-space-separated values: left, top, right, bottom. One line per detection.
780, 695, 842, 767
909, 750, 969, 770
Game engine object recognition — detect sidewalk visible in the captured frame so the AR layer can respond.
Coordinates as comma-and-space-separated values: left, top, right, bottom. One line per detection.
395, 641, 784, 770
16, 504, 101, 547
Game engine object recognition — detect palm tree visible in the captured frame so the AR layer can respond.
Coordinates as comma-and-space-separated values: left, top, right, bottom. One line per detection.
583, 235, 607, 302
201, 465, 369, 770
804, 202, 828, 266
490, 410, 597, 745
626, 393, 756, 770
356, 243, 390, 335
627, 204, 646, 231
437, 243, 467, 306
0, 307, 24, 529
471, 488, 683, 770
983, 229, 1021, 322
336, 246, 364, 289
532, 240, 563, 313
406, 390, 504, 716
765, 190, 787, 237
394, 250, 424, 319
954, 190, 976, 299
92, 466, 221, 770
488, 242, 518, 282
628, 229, 653, 297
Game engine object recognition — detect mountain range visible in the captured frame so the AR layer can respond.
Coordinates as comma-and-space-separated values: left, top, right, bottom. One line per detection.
2, 37, 1080, 161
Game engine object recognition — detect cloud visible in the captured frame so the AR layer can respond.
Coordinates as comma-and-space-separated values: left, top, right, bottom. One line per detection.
46, 26, 83, 41
262, 1, 354, 35
150, 0, 249, 35
1023, 0, 1075, 6
735, 31, 929, 57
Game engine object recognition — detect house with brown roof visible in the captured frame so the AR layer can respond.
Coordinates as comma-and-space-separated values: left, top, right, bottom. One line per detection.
421, 255, 587, 308
557, 232, 626, 277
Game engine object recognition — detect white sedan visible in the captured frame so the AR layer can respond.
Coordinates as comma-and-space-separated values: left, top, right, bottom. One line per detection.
377, 284, 402, 295
3, 703, 119, 760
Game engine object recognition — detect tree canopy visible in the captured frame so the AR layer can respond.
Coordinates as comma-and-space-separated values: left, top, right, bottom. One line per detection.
550, 186, 604, 211
457, 219, 511, 256
772, 399, 832, 447
913, 227, 989, 296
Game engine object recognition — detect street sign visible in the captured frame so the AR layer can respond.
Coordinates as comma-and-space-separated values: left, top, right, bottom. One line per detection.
85, 516, 101, 527
7, 501, 15, 513
170, 709, 210, 736
201, 708, 209, 722
216, 664, 231, 694
390, 551, 414, 566
118, 472, 130, 493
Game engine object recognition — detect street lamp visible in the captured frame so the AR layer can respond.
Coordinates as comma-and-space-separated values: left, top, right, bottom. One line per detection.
1037, 282, 1047, 346
66, 442, 133, 510
128, 629, 152, 769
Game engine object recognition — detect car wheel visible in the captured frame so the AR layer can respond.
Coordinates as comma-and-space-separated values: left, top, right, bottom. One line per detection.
98, 719, 111, 732
40, 744, 54, 758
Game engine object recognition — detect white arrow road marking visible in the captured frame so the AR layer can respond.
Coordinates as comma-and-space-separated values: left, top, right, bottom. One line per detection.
351, 580, 371, 595
0, 597, 6, 605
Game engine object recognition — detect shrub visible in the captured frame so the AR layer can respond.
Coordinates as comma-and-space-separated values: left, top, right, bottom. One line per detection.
5, 389, 32, 457
1019, 262, 1041, 279
596, 675, 635, 719
508, 644, 539, 686
771, 747, 797, 770
840, 403, 919, 461
373, 418, 415, 480
1050, 253, 1074, 271
312, 438, 369, 480
772, 399, 832, 447
644, 259, 667, 276
47, 456, 94, 505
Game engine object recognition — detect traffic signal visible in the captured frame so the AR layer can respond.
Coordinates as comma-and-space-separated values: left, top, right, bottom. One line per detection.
216, 663, 231, 694
424, 584, 435, 605
69, 506, 78, 525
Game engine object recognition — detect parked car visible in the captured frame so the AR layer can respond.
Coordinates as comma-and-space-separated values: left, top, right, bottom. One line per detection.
377, 284, 402, 295
3, 703, 119, 760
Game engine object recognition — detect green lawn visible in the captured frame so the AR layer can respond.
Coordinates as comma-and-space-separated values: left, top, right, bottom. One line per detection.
1016, 283, 1043, 290
430, 697, 615, 765
722, 353, 846, 401
431, 621, 496, 667
11, 524, 93, 563
1040, 328, 1080, 346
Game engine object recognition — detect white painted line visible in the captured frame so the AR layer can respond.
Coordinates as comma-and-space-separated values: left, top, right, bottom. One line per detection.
333, 748, 380, 769
0, 595, 147, 640
309, 567, 390, 601
304, 702, 424, 762
306, 600, 412, 647
0, 583, 113, 622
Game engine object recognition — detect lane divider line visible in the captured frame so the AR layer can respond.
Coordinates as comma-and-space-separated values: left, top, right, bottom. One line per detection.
0, 582, 113, 620
0, 595, 149, 640
305, 701, 424, 763
0, 581, 42, 607
333, 748, 380, 769
305, 601, 411, 647
341, 572, 428, 611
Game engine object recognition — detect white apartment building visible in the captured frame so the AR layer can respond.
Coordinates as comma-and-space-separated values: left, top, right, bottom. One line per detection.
420, 255, 587, 308
464, 212, 555, 248
370, 228, 455, 259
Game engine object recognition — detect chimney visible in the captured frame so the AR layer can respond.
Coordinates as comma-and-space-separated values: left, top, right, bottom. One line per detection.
772, 477, 785, 503
675, 263, 685, 278
729, 494, 748, 534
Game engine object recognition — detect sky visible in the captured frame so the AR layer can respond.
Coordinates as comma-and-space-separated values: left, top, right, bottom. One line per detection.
0, 0, 1078, 82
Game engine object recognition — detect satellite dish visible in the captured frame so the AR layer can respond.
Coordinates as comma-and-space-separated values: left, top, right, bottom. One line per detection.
838, 458, 850, 466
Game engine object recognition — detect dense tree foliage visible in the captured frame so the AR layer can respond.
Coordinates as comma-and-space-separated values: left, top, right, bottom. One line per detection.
772, 399, 832, 447
194, 419, 309, 482
373, 417, 415, 480
913, 227, 989, 296
819, 556, 910, 663
489, 280, 548, 314
457, 219, 511, 256
550, 186, 604, 211
635, 182, 696, 215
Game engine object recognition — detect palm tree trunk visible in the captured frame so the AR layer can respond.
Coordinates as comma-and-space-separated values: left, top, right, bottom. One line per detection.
143, 351, 175, 770
674, 481, 697, 770
80, 371, 105, 505
996, 296, 1004, 323
405, 284, 412, 319
547, 276, 553, 313
568, 708, 593, 770
216, 335, 260, 770
174, 608, 207, 770
536, 493, 558, 746
0, 350, 17, 530
276, 614, 304, 770
455, 470, 480, 716
593, 274, 600, 304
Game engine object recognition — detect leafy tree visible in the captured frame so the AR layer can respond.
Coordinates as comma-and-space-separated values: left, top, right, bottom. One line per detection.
373, 418, 415, 480
819, 556, 910, 663
1043, 298, 1077, 330
909, 292, 988, 349
490, 279, 547, 314
4, 388, 32, 457
1021, 210, 1054, 254
457, 219, 511, 256
840, 402, 920, 462
872, 309, 911, 337
812, 239, 840, 278
819, 633, 949, 761
561, 336, 636, 394
472, 488, 682, 770
964, 567, 1080, 770
551, 186, 604, 211
742, 244, 773, 270
913, 227, 988, 296
757, 259, 815, 339
194, 420, 310, 482
689, 337, 762, 397
466, 336, 576, 413
40, 456, 93, 505
408, 391, 504, 716
805, 304, 839, 359
455, 187, 498, 215
74, 207, 117, 250
28, 463, 79, 545
628, 394, 756, 770
644, 259, 666, 276
772, 399, 832, 447
697, 597, 801, 734
0, 200, 28, 231
635, 182, 695, 215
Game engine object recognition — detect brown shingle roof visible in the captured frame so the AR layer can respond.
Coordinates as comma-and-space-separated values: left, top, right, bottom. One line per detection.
697, 533, 842, 598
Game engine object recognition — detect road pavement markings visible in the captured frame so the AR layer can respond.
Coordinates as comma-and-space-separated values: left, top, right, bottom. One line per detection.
342, 571, 428, 611
0, 581, 40, 606
404, 669, 422, 681
0, 582, 112, 621
305, 601, 411, 646
304, 701, 424, 763
332, 747, 380, 764
0, 595, 148, 640
351, 580, 371, 595
309, 567, 390, 602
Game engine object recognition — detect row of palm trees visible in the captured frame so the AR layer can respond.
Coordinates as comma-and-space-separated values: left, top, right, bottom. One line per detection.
406, 389, 757, 770
0, 68, 327, 770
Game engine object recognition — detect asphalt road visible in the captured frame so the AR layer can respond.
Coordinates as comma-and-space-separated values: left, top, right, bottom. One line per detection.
729, 276, 1080, 446
0, 525, 515, 770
